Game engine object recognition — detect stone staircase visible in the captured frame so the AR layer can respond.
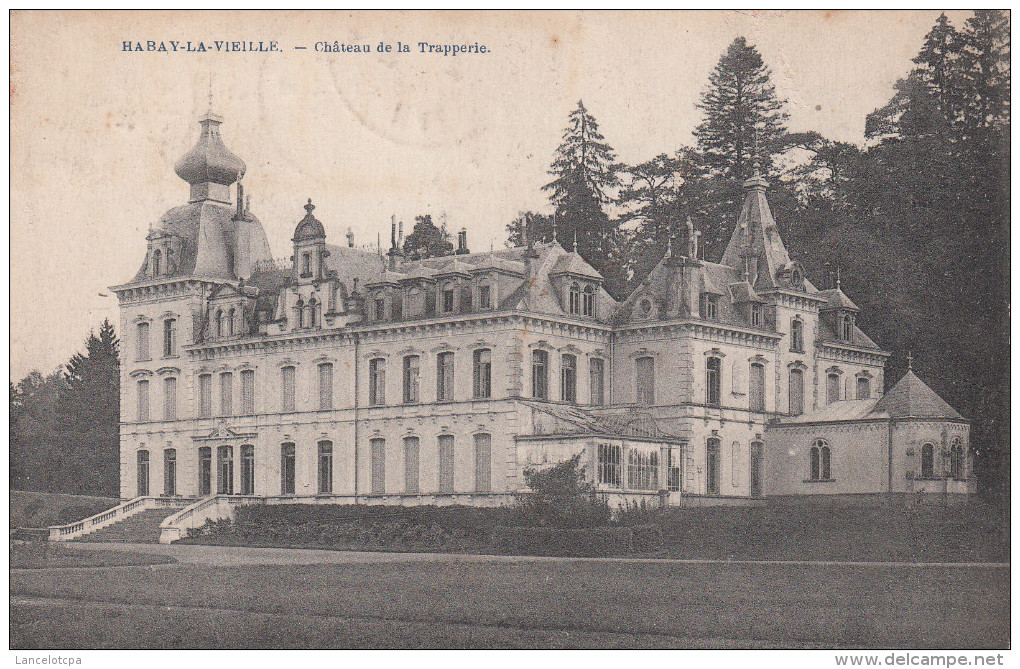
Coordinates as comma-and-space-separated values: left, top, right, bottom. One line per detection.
76, 508, 181, 543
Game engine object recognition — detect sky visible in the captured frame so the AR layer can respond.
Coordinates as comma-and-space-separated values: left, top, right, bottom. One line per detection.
9, 10, 973, 381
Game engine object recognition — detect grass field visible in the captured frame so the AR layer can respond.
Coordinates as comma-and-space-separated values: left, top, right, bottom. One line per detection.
10, 542, 176, 569
10, 555, 1009, 649
10, 490, 119, 528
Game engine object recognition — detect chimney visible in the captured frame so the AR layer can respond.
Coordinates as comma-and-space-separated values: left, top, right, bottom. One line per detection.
236, 182, 244, 218
390, 217, 397, 251
686, 217, 696, 258
693, 230, 702, 261
346, 227, 355, 248
398, 221, 404, 249
457, 228, 469, 255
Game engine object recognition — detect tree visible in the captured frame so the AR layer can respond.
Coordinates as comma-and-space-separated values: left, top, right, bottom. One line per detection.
56, 319, 121, 496
543, 100, 619, 254
402, 214, 455, 260
616, 151, 687, 241
694, 37, 789, 179
914, 13, 964, 127
511, 454, 609, 528
505, 210, 555, 248
10, 369, 64, 492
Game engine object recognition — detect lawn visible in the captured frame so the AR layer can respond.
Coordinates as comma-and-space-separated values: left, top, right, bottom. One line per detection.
10, 542, 177, 569
10, 490, 119, 529
10, 557, 1009, 648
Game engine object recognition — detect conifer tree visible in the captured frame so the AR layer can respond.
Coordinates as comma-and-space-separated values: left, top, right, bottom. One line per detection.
543, 100, 619, 254
694, 37, 789, 178
402, 214, 455, 260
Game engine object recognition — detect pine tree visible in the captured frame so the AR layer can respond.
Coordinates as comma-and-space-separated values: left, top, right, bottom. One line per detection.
958, 10, 1010, 139
543, 100, 619, 254
914, 13, 964, 127
56, 319, 120, 496
505, 211, 555, 247
402, 214, 455, 260
694, 37, 789, 179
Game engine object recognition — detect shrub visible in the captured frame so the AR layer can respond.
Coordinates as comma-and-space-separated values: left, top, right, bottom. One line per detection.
489, 525, 633, 557
630, 523, 664, 553
510, 454, 611, 528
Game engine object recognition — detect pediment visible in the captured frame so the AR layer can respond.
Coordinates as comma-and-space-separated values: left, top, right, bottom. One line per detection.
191, 424, 258, 442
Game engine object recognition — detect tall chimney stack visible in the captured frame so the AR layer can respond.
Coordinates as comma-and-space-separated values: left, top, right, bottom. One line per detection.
457, 228, 469, 255
346, 227, 355, 248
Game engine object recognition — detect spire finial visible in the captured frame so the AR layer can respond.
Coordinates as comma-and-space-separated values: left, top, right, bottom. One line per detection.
836, 266, 842, 290
907, 350, 913, 370
552, 211, 558, 244
572, 227, 577, 252
207, 72, 214, 113
305, 198, 314, 214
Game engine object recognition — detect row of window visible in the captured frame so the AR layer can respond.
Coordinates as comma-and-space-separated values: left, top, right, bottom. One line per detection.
136, 318, 177, 360
135, 369, 257, 422
135, 434, 494, 498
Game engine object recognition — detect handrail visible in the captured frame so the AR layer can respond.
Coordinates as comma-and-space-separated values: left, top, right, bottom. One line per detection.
48, 496, 193, 541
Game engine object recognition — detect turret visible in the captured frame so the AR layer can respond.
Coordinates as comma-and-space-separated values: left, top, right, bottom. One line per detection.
292, 199, 328, 284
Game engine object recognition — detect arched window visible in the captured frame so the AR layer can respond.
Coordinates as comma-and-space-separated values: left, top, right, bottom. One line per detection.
791, 318, 804, 352
163, 448, 176, 496
569, 283, 581, 314
706, 357, 721, 407
217, 445, 234, 495
402, 437, 419, 494
789, 368, 804, 415
301, 252, 311, 277
309, 297, 318, 327
921, 443, 935, 479
402, 355, 420, 404
215, 309, 224, 337
151, 249, 161, 277
950, 439, 964, 480
136, 449, 150, 497
240, 445, 255, 495
369, 358, 386, 405
281, 365, 296, 413
477, 283, 492, 310
318, 362, 333, 410
582, 285, 596, 317
437, 351, 455, 401
810, 439, 831, 480
441, 283, 455, 313
706, 438, 721, 494
227, 308, 235, 336
295, 298, 305, 329
842, 314, 854, 341
280, 443, 296, 495
136, 321, 150, 360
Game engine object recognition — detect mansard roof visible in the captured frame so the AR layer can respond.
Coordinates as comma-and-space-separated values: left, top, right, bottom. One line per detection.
719, 167, 793, 292
817, 319, 880, 349
550, 250, 603, 281
817, 287, 860, 312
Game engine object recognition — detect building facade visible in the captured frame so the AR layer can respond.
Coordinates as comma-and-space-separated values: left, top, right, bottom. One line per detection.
111, 112, 973, 506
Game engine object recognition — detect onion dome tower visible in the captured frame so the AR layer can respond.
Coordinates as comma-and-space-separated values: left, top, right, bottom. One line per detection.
174, 111, 247, 205
293, 199, 329, 284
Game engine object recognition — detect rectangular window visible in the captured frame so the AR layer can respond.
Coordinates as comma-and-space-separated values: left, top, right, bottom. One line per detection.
473, 349, 492, 399
318, 441, 333, 494
280, 443, 296, 495
706, 357, 721, 407
163, 448, 176, 496
318, 363, 333, 410
706, 439, 721, 495
375, 298, 386, 321
532, 350, 549, 400
561, 354, 577, 403
240, 445, 255, 495
403, 355, 420, 404
163, 319, 177, 357
598, 443, 622, 488
219, 372, 233, 417
437, 351, 455, 401
217, 445, 234, 495
700, 293, 718, 320
137, 379, 150, 422
438, 435, 455, 493
370, 438, 386, 494
199, 374, 212, 418
582, 286, 596, 317
198, 447, 212, 496
750, 304, 763, 328
589, 358, 605, 406
163, 377, 177, 421
627, 449, 659, 491
789, 369, 804, 415
474, 433, 492, 493
636, 356, 654, 406
281, 366, 296, 413
240, 369, 255, 415
369, 358, 386, 406
136, 322, 149, 360
826, 373, 840, 405
478, 284, 491, 310
442, 288, 455, 313
136, 450, 149, 497
856, 376, 871, 400
749, 362, 765, 412
403, 437, 420, 494
667, 447, 681, 492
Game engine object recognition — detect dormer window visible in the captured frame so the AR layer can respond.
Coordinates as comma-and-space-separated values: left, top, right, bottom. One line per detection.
751, 303, 763, 328
583, 285, 596, 317
374, 297, 386, 321
227, 308, 235, 336
216, 309, 224, 337
841, 313, 854, 342
295, 298, 305, 329
309, 297, 318, 327
152, 249, 162, 277
699, 293, 719, 321
301, 253, 312, 278
442, 285, 455, 313
569, 283, 581, 314
478, 284, 492, 310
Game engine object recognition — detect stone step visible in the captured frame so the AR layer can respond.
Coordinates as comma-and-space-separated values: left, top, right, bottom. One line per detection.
77, 508, 180, 543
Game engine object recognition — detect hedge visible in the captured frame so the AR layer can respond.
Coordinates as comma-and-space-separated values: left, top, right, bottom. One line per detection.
488, 525, 634, 557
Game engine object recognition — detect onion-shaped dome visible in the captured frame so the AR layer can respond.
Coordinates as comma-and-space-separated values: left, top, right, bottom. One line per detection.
174, 112, 246, 186
293, 199, 326, 242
